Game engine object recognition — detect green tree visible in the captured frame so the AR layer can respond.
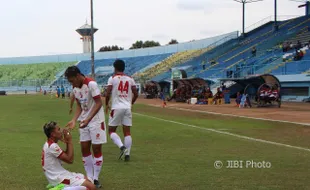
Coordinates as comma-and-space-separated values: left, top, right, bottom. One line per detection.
168, 39, 178, 45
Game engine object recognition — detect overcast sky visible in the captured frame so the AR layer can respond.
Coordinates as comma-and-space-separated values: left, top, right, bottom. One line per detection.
0, 0, 304, 58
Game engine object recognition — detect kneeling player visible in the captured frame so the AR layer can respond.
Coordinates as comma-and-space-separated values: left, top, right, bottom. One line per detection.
41, 121, 96, 190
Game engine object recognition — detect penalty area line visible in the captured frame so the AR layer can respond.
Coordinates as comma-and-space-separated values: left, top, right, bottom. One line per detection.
134, 112, 310, 153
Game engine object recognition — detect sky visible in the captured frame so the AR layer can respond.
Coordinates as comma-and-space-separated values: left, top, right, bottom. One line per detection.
0, 0, 305, 58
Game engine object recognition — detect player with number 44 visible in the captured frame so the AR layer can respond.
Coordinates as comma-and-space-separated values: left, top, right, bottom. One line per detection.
105, 59, 138, 162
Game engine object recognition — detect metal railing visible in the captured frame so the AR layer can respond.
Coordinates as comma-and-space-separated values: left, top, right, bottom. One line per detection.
244, 15, 302, 34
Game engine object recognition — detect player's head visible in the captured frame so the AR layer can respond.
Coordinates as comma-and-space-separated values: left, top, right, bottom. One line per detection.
65, 66, 84, 88
43, 121, 63, 141
113, 59, 125, 73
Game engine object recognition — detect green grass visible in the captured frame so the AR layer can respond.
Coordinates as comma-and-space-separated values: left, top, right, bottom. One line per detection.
0, 95, 310, 190
0, 62, 75, 82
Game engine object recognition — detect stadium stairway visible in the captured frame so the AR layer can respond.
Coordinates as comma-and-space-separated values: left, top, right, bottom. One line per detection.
243, 27, 310, 76
137, 48, 212, 81
150, 34, 240, 81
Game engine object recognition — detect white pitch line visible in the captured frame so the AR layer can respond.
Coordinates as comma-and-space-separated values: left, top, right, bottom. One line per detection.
134, 112, 310, 153
147, 104, 310, 126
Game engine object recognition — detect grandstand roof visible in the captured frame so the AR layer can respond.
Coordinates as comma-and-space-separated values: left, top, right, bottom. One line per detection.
276, 74, 310, 82
221, 74, 281, 87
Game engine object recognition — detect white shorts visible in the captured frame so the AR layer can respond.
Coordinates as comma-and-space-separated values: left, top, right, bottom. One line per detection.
61, 172, 86, 187
109, 109, 132, 127
79, 121, 107, 144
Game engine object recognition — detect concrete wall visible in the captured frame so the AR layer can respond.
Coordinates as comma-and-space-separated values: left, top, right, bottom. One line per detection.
0, 31, 238, 65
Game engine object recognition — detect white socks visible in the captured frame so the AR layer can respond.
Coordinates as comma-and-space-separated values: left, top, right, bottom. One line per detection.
110, 133, 124, 148
82, 154, 93, 180
63, 186, 87, 190
93, 153, 103, 181
124, 136, 132, 155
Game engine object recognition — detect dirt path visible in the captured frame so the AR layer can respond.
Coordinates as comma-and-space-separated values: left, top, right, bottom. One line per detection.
137, 98, 310, 124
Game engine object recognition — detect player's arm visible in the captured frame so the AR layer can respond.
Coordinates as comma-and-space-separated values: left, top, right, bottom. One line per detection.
69, 94, 75, 114
67, 99, 82, 130
105, 85, 112, 108
132, 86, 138, 105
105, 77, 113, 112
58, 142, 74, 164
72, 100, 82, 122
131, 79, 138, 105
58, 129, 74, 164
86, 97, 102, 122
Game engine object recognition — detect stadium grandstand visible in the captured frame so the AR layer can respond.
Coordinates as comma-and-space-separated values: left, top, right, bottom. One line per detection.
1, 15, 310, 101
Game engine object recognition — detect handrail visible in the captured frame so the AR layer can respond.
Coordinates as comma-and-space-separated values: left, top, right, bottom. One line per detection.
244, 15, 302, 34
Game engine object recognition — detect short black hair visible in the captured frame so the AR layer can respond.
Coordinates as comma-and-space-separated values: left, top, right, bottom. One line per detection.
65, 66, 82, 78
43, 121, 57, 138
113, 59, 125, 72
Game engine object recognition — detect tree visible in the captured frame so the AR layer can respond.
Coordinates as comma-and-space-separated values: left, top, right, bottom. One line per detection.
129, 40, 161, 49
143, 40, 160, 48
98, 45, 124, 52
168, 39, 178, 45
129, 41, 144, 49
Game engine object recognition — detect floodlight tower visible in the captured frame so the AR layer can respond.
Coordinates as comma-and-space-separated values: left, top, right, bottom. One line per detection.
234, 0, 264, 37
290, 0, 310, 15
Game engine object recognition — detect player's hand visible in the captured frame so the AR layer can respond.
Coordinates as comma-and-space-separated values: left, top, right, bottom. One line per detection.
63, 129, 72, 143
79, 119, 90, 128
66, 120, 76, 130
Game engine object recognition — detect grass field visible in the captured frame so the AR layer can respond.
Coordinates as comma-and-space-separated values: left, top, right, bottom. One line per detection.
1, 95, 310, 190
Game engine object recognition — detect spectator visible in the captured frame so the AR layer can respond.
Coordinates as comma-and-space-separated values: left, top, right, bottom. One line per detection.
251, 46, 257, 57
294, 49, 304, 61
56, 86, 60, 98
61, 85, 65, 99
282, 42, 288, 52
236, 92, 242, 106
210, 59, 216, 65
205, 88, 213, 99
289, 42, 294, 50
296, 40, 302, 50
213, 88, 223, 104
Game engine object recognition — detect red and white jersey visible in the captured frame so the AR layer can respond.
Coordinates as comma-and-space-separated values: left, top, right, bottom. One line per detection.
107, 74, 136, 109
73, 77, 104, 124
42, 140, 70, 186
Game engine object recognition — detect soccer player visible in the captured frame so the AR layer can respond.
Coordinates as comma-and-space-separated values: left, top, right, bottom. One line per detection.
42, 121, 96, 190
159, 91, 166, 108
65, 66, 107, 188
105, 59, 138, 162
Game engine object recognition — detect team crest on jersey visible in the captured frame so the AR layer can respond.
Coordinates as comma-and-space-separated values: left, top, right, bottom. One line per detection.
96, 133, 100, 139
85, 90, 88, 94
79, 92, 83, 98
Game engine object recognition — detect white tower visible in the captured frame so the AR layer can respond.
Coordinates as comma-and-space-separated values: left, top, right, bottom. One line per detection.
76, 21, 98, 53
